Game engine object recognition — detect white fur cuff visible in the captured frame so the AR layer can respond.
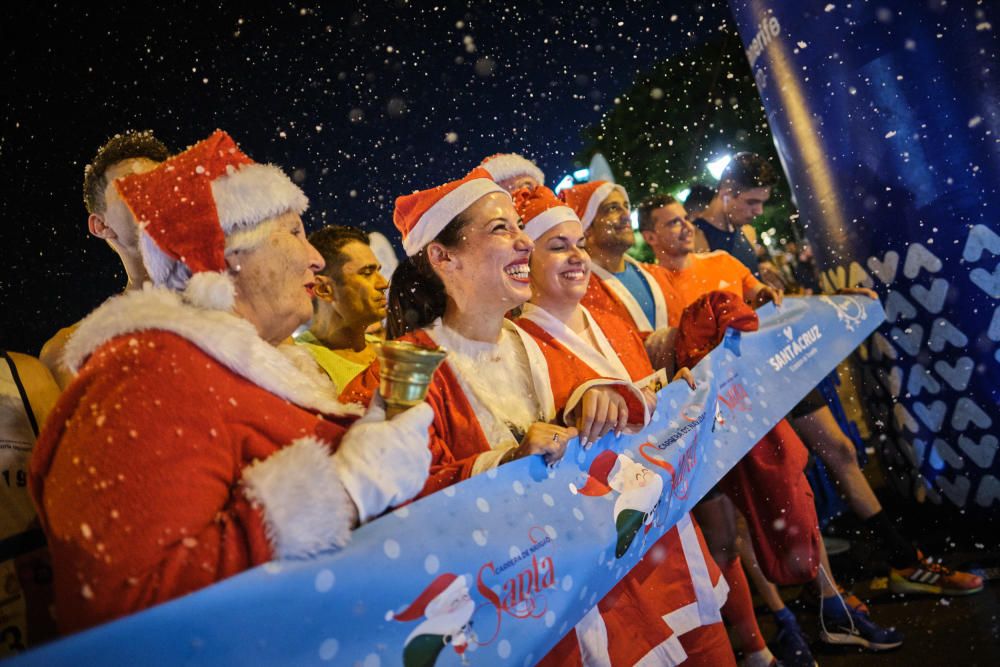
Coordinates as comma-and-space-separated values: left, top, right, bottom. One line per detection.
242, 436, 356, 559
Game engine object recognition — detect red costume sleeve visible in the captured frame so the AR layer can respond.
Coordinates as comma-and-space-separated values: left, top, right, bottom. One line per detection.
673, 291, 759, 369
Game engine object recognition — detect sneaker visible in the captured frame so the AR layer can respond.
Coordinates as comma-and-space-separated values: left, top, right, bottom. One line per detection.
889, 552, 984, 596
774, 623, 818, 667
819, 605, 903, 651
800, 584, 870, 615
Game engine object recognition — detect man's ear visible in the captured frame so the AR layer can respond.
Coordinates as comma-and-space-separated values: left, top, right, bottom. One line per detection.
88, 213, 116, 240
717, 182, 735, 207
639, 229, 656, 247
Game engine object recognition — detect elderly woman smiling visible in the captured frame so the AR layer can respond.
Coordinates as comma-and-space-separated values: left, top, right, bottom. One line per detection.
29, 131, 433, 634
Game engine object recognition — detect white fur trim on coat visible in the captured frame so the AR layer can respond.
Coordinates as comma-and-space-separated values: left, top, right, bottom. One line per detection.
402, 179, 509, 256
523, 205, 579, 241
211, 163, 309, 233
481, 153, 546, 187
242, 436, 356, 559
63, 285, 362, 417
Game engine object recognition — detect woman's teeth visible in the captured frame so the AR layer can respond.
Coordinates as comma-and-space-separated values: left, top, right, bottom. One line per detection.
561, 270, 586, 280
505, 264, 530, 281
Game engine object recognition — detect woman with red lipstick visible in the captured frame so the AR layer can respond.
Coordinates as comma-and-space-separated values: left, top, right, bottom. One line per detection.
512, 185, 736, 667
342, 168, 630, 494
30, 131, 435, 634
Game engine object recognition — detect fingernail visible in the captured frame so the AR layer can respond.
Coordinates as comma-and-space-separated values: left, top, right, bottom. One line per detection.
580, 437, 589, 449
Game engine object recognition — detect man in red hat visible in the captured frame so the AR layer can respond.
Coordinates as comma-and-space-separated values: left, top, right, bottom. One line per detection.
560, 180, 680, 373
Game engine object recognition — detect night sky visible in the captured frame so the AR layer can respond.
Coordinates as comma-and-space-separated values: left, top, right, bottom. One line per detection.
3, 1, 733, 354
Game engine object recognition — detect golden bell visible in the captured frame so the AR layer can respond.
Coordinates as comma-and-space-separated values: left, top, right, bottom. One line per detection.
376, 340, 448, 417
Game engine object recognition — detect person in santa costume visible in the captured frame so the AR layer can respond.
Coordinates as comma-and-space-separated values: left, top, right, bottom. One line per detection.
28, 130, 435, 635
386, 573, 477, 667
508, 186, 733, 666
478, 152, 546, 193
342, 169, 635, 492
557, 180, 680, 374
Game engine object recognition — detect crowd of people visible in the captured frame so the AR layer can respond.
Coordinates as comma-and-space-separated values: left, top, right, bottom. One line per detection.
1, 131, 984, 665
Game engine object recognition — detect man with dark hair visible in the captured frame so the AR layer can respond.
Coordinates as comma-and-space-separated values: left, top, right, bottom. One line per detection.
692, 152, 778, 277
295, 225, 389, 391
40, 131, 170, 388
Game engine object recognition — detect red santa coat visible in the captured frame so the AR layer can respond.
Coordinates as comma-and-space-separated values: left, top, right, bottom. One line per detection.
519, 305, 728, 666
514, 304, 653, 431
341, 320, 560, 495
581, 256, 672, 336
29, 287, 365, 633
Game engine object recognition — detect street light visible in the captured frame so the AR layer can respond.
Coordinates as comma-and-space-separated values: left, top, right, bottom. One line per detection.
707, 154, 733, 180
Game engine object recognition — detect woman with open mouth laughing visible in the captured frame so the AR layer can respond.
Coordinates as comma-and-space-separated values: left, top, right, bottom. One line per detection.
342, 168, 629, 496
512, 185, 737, 667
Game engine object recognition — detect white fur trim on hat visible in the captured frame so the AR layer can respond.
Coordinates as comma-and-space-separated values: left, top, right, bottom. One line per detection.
402, 178, 508, 256
481, 154, 546, 187
224, 217, 283, 255
581, 183, 629, 232
242, 436, 356, 559
524, 205, 579, 241
211, 163, 309, 233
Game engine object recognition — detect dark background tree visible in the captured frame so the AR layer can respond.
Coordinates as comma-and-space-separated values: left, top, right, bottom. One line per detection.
578, 29, 799, 256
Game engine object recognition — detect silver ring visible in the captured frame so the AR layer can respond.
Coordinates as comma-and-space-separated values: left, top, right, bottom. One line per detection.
552, 433, 560, 442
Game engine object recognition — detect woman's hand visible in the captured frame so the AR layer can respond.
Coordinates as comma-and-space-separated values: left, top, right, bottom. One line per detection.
672, 366, 696, 390
505, 422, 578, 466
573, 386, 630, 448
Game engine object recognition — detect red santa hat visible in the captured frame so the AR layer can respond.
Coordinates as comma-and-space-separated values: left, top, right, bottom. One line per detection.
479, 153, 545, 188
559, 180, 629, 232
512, 185, 580, 241
115, 129, 308, 311
394, 167, 508, 257
385, 573, 466, 622
578, 450, 622, 497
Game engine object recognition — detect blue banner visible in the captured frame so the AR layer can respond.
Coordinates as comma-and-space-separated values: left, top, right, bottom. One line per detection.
12, 296, 884, 667
728, 0, 1000, 511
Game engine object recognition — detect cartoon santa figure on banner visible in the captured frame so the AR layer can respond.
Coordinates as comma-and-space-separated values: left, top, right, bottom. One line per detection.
579, 449, 664, 558
386, 573, 477, 667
